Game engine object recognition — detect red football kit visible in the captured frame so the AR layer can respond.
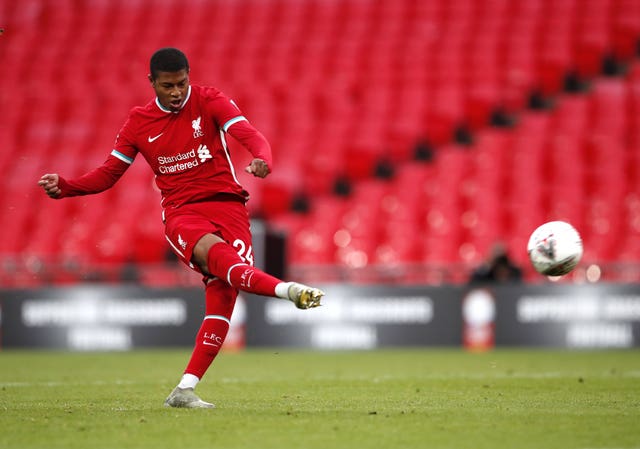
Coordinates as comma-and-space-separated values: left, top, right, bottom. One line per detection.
56, 85, 273, 271
54, 83, 289, 383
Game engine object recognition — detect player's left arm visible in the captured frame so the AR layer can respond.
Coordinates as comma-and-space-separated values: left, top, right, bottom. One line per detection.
207, 90, 273, 178
227, 120, 272, 178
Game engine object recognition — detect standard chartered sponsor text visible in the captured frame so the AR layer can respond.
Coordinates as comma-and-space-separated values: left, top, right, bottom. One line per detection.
158, 149, 198, 173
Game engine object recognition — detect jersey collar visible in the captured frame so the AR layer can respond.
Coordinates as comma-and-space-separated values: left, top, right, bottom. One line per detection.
155, 85, 192, 114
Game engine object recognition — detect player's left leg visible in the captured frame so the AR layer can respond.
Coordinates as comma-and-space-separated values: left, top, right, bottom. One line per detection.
195, 233, 323, 310
165, 201, 323, 309
164, 279, 236, 409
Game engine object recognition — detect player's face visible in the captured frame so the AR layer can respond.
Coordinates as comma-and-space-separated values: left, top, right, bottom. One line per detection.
150, 69, 190, 112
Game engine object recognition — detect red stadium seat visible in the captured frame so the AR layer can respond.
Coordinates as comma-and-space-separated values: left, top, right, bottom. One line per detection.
3, 0, 639, 284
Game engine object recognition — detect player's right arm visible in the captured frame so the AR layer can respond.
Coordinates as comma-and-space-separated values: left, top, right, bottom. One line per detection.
37, 156, 131, 199
37, 113, 138, 199
38, 174, 62, 198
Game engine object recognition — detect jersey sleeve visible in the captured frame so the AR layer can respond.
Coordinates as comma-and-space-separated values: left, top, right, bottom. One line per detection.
204, 89, 273, 169
226, 120, 273, 168
57, 155, 130, 197
57, 113, 138, 198
111, 112, 139, 166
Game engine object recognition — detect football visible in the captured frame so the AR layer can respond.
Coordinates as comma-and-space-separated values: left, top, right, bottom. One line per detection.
527, 221, 583, 276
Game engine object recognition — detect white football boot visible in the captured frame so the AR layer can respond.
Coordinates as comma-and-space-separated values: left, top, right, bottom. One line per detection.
164, 387, 215, 409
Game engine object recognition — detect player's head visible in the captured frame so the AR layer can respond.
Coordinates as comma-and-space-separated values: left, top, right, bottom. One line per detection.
148, 48, 190, 113
149, 47, 189, 79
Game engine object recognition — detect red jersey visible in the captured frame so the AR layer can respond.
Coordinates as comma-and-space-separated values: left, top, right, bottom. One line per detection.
58, 85, 272, 210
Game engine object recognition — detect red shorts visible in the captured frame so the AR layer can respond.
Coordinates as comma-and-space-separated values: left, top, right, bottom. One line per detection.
164, 199, 253, 273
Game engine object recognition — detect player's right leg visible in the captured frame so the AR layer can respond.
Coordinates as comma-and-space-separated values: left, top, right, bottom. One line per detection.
164, 386, 214, 409
164, 279, 236, 408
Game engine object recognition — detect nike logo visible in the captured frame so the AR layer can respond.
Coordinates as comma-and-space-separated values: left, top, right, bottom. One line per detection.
148, 133, 163, 143
202, 341, 219, 347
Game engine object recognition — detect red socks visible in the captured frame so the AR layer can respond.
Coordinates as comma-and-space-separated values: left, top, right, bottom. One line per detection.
183, 242, 283, 380
184, 280, 236, 379
206, 242, 280, 297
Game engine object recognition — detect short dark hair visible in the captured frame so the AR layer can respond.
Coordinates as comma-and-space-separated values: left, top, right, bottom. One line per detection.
149, 48, 189, 79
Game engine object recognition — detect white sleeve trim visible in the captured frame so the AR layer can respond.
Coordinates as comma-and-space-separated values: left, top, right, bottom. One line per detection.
222, 116, 247, 133
111, 149, 134, 164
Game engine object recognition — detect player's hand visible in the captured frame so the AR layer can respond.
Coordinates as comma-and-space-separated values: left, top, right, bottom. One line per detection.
37, 174, 62, 198
245, 159, 271, 178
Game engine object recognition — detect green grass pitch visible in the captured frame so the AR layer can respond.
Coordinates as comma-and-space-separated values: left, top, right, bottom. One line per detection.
0, 348, 638, 449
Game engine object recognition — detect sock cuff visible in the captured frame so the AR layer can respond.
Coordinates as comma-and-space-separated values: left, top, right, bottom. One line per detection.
178, 373, 200, 389
227, 262, 249, 284
207, 242, 247, 282
275, 282, 293, 299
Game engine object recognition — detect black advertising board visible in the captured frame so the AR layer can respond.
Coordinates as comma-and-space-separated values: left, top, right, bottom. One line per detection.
1, 283, 639, 350
244, 284, 464, 349
0, 286, 204, 350
490, 283, 640, 348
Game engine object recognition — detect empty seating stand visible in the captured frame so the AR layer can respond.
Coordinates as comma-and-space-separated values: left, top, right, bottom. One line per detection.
1, 0, 639, 285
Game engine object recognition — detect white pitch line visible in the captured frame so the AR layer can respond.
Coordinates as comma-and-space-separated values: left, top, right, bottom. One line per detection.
0, 379, 137, 388
219, 370, 640, 383
2, 371, 639, 388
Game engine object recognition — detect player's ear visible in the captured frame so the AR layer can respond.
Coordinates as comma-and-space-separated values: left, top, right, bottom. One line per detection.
148, 74, 154, 85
